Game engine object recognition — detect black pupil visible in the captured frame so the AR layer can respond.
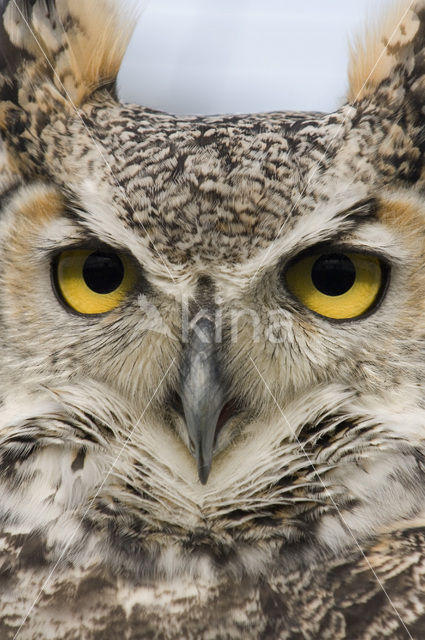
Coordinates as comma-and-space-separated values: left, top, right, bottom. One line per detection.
311, 254, 356, 296
83, 252, 124, 294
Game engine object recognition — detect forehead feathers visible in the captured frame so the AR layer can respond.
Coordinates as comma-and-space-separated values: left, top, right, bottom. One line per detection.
2, 0, 425, 272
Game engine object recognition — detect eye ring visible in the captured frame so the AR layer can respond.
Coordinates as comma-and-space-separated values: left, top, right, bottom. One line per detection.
283, 249, 390, 322
52, 247, 137, 316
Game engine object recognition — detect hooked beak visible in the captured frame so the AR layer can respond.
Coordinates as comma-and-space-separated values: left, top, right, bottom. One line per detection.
180, 314, 226, 484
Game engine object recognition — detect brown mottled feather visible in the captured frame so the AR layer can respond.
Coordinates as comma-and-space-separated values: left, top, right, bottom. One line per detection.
0, 528, 423, 639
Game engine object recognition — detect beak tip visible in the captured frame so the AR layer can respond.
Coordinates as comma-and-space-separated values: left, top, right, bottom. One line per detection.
198, 462, 212, 485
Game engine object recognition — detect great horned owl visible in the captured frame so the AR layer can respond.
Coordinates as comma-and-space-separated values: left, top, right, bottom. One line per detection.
1, 0, 425, 638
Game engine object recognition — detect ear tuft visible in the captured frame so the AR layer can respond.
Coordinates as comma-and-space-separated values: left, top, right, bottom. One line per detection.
0, 0, 137, 108
347, 1, 421, 102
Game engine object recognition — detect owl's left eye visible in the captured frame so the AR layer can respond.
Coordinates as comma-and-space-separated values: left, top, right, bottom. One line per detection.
54, 249, 136, 315
284, 250, 388, 320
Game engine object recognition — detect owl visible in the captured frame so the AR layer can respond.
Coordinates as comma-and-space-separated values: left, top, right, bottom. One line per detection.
1, 0, 425, 638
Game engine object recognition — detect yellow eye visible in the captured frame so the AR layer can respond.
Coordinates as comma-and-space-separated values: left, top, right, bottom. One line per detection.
55, 249, 136, 315
285, 251, 386, 320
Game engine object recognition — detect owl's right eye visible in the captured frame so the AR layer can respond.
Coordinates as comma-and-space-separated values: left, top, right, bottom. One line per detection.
53, 249, 136, 315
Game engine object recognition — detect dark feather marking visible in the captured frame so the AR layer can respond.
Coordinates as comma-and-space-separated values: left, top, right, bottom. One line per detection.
71, 448, 86, 472
18, 533, 47, 568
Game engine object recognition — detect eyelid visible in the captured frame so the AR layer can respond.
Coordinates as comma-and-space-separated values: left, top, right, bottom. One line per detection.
281, 243, 392, 272
296, 242, 383, 257
48, 240, 135, 261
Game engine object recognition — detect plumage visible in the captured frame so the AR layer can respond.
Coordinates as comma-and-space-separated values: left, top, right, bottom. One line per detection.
1, 0, 425, 638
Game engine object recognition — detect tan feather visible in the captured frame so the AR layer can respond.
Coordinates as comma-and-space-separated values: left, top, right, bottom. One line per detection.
2, 0, 137, 107
348, 0, 420, 102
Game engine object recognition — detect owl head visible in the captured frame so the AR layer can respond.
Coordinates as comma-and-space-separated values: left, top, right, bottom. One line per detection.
1, 0, 425, 579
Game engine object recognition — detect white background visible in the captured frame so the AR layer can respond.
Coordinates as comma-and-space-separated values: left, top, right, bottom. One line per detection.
119, 0, 386, 115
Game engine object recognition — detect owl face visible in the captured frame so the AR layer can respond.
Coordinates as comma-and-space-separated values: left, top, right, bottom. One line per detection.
1, 0, 425, 579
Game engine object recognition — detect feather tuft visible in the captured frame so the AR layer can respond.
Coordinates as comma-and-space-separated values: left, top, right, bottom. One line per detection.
0, 0, 138, 107
347, 0, 420, 102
